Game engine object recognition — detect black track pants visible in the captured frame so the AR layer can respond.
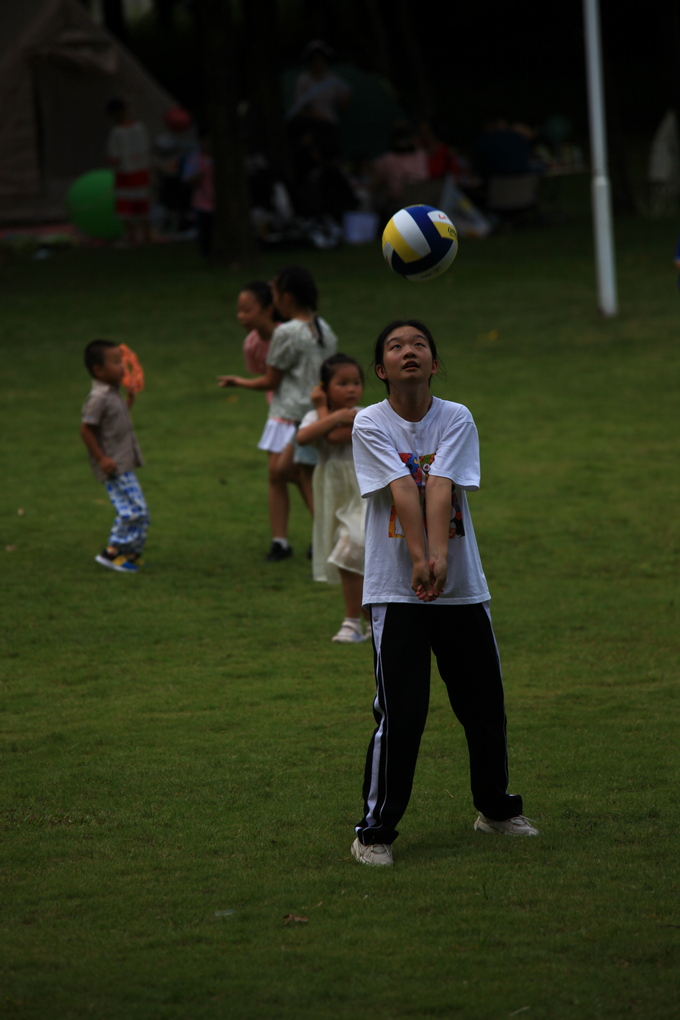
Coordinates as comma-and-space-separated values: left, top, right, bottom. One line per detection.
356, 601, 523, 845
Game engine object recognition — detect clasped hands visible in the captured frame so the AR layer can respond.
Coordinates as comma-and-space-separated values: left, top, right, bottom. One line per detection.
411, 556, 448, 602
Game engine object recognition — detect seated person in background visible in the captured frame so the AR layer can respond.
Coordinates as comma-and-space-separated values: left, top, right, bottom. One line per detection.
416, 120, 491, 239
418, 120, 466, 183
471, 116, 543, 211
370, 123, 430, 223
473, 116, 536, 180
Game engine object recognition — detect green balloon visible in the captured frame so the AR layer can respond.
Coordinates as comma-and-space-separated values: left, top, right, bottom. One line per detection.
67, 169, 123, 240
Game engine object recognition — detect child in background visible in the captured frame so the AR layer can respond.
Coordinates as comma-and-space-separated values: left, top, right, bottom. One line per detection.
106, 98, 151, 246
218, 265, 337, 561
235, 280, 304, 526
80, 340, 149, 573
237, 281, 277, 400
182, 133, 215, 258
297, 354, 369, 643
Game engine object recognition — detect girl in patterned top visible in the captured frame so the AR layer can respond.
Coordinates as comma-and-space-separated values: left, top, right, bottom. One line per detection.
218, 265, 337, 561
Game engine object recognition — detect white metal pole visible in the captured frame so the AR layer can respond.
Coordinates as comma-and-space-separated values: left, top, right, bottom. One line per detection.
583, 0, 618, 316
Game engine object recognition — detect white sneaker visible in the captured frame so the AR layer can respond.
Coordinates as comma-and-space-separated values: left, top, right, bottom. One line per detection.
351, 837, 393, 866
332, 620, 365, 643
474, 813, 539, 836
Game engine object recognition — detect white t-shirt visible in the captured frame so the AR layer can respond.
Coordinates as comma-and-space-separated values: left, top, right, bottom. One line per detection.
352, 396, 490, 606
107, 122, 150, 174
266, 318, 337, 422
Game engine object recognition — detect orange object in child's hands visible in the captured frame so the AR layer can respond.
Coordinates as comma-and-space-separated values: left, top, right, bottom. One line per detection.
119, 344, 145, 393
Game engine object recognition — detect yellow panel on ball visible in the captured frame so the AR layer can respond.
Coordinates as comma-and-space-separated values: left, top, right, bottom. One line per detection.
382, 204, 458, 282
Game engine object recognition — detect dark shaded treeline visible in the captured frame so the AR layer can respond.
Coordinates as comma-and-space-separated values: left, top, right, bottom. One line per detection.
100, 0, 677, 140
95, 0, 679, 258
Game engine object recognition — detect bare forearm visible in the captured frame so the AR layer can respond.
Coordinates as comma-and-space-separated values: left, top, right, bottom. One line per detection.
242, 375, 273, 390
219, 374, 270, 390
80, 423, 104, 461
218, 364, 282, 392
390, 476, 428, 570
80, 423, 117, 475
425, 476, 453, 560
421, 475, 452, 598
324, 425, 353, 445
297, 408, 350, 445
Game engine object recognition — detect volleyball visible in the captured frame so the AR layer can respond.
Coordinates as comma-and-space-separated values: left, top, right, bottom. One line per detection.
382, 205, 458, 282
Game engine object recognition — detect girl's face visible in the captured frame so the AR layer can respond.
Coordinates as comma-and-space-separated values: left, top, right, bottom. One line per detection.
326, 364, 363, 409
377, 325, 437, 387
271, 281, 293, 320
237, 290, 272, 333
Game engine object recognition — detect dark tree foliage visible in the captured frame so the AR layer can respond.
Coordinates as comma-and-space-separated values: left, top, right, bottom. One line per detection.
194, 0, 255, 263
154, 0, 180, 35
363, 0, 393, 82
102, 0, 129, 44
601, 27, 637, 215
394, 0, 434, 119
241, 0, 290, 179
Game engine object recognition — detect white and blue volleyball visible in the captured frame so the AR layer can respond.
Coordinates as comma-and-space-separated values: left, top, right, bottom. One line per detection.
382, 205, 458, 282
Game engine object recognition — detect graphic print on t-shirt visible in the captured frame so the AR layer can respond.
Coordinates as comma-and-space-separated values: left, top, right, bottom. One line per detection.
388, 452, 465, 539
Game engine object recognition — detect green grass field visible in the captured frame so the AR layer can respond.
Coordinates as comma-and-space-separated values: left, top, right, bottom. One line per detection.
2, 190, 679, 1018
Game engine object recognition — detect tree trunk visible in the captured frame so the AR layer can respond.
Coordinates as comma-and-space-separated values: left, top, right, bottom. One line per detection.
154, 0, 178, 35
194, 0, 255, 263
241, 0, 291, 180
601, 25, 638, 215
395, 0, 434, 119
364, 0, 393, 82
670, 5, 680, 132
102, 0, 128, 45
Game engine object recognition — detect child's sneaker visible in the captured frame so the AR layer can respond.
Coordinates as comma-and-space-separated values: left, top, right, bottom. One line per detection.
474, 813, 539, 836
264, 541, 293, 562
351, 838, 393, 866
95, 550, 138, 573
332, 619, 365, 643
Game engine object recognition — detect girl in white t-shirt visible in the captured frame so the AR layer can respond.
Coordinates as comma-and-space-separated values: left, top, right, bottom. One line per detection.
218, 265, 337, 561
349, 319, 537, 868
297, 354, 369, 644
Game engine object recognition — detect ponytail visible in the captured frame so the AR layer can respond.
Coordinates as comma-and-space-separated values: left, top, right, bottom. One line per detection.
313, 315, 325, 346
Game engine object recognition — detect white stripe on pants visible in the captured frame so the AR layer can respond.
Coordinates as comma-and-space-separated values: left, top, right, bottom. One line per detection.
355, 601, 522, 845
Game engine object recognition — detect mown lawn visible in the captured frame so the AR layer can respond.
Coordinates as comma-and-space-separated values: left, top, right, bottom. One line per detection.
1, 189, 679, 1018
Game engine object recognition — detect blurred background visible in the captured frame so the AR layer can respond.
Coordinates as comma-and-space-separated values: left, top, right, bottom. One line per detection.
1, 0, 678, 256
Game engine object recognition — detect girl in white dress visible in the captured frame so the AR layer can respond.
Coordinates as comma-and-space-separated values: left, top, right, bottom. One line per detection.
297, 354, 369, 643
